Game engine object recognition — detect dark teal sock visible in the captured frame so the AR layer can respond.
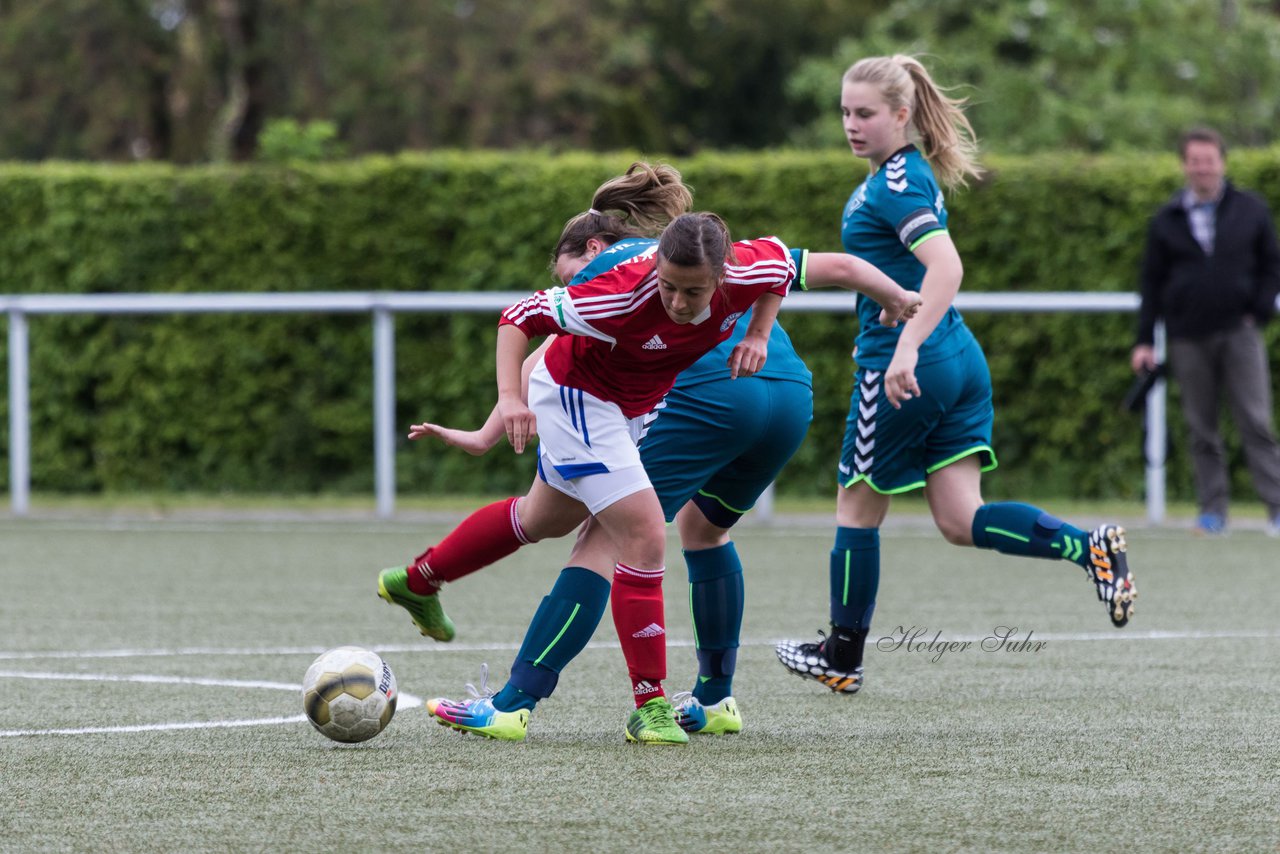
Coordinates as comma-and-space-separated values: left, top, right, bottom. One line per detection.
831, 527, 879, 630
685, 542, 744, 706
971, 502, 1089, 567
490, 684, 537, 713
492, 566, 610, 712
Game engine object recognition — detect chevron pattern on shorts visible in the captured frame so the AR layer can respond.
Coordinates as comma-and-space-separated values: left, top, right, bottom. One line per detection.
854, 370, 881, 473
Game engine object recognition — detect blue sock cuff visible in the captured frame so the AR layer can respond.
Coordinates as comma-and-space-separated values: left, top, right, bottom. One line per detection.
507, 661, 559, 700
552, 565, 611, 600
684, 542, 742, 583
835, 526, 878, 551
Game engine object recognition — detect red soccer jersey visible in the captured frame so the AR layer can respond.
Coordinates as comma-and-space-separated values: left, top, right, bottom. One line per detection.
500, 237, 795, 417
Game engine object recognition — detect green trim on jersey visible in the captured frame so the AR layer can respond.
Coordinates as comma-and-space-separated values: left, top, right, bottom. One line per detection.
926, 446, 998, 475
795, 248, 811, 291
840, 446, 998, 494
908, 229, 949, 252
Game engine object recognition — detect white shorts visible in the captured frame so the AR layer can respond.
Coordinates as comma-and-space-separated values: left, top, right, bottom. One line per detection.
529, 360, 655, 515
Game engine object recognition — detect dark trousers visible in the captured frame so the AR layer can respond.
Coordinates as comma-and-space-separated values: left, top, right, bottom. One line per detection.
1168, 320, 1280, 519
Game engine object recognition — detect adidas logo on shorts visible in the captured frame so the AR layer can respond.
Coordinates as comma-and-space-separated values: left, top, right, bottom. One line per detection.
641, 335, 667, 350
632, 622, 666, 638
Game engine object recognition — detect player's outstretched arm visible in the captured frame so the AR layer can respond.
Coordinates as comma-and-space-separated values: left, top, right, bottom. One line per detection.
804, 252, 922, 326
412, 335, 554, 454
408, 411, 503, 455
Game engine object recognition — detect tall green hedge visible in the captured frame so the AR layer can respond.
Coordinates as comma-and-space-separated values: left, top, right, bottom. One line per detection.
2, 149, 1278, 501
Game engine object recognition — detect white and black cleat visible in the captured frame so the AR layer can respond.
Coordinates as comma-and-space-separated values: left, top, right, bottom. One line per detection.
1086, 524, 1137, 628
775, 628, 866, 694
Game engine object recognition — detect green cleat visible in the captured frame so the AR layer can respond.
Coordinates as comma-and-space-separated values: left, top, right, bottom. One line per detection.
625, 696, 689, 745
673, 693, 742, 735
377, 566, 456, 641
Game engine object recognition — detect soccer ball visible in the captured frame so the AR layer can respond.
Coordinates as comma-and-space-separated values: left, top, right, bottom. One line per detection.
301, 646, 398, 743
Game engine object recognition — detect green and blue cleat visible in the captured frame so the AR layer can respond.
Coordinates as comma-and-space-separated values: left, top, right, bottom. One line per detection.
673, 693, 742, 735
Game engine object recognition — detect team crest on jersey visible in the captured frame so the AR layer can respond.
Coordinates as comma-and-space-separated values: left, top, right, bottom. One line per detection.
720, 311, 744, 332
549, 288, 569, 328
844, 183, 867, 221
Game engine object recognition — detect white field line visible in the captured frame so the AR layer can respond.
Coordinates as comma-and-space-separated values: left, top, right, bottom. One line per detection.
0, 627, 1275, 737
0, 627, 1277, 663
0, 670, 422, 738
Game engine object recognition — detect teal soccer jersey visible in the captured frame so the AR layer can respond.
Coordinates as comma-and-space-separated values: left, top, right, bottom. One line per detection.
835, 145, 996, 493
841, 144, 969, 370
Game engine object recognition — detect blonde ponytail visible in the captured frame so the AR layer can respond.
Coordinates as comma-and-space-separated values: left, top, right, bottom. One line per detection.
844, 55, 983, 190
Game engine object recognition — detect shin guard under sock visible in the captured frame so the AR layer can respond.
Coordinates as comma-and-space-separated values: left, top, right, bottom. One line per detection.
830, 526, 879, 632
493, 566, 610, 712
971, 502, 1089, 567
611, 563, 667, 707
685, 542, 744, 705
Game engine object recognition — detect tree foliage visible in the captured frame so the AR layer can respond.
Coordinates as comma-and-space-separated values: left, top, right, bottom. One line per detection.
0, 0, 873, 161
20, 0, 1280, 160
787, 0, 1280, 153
2, 1, 1279, 159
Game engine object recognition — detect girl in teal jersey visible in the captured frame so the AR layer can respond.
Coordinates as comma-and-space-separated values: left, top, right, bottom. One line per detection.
776, 55, 1138, 695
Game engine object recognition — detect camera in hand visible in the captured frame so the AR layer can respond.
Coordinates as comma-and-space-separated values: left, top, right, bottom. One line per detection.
1122, 364, 1164, 413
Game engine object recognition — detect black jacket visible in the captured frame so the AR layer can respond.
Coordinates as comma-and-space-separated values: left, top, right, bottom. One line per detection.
1135, 180, 1280, 344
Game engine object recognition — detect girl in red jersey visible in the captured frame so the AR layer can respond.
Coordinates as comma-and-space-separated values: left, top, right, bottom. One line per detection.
426, 214, 794, 743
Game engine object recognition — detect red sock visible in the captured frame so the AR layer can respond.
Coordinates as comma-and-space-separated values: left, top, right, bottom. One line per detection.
405, 497, 531, 594
611, 563, 666, 707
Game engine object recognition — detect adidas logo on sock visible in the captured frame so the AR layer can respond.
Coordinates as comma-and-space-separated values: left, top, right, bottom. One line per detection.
641, 335, 667, 350
632, 622, 666, 638
634, 680, 661, 696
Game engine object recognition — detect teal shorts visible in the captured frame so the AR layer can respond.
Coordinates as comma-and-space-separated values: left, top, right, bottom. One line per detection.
839, 333, 997, 493
641, 377, 813, 525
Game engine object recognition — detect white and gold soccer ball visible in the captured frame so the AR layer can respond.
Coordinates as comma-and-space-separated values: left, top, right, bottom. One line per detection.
301, 646, 398, 743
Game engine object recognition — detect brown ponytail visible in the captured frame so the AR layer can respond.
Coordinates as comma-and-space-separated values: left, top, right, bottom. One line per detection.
552, 162, 693, 262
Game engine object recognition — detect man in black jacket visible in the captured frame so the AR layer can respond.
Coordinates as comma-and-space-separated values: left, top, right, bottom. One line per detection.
1132, 127, 1280, 536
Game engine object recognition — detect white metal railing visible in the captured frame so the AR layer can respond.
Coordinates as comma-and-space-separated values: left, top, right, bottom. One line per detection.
3, 290, 1166, 520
